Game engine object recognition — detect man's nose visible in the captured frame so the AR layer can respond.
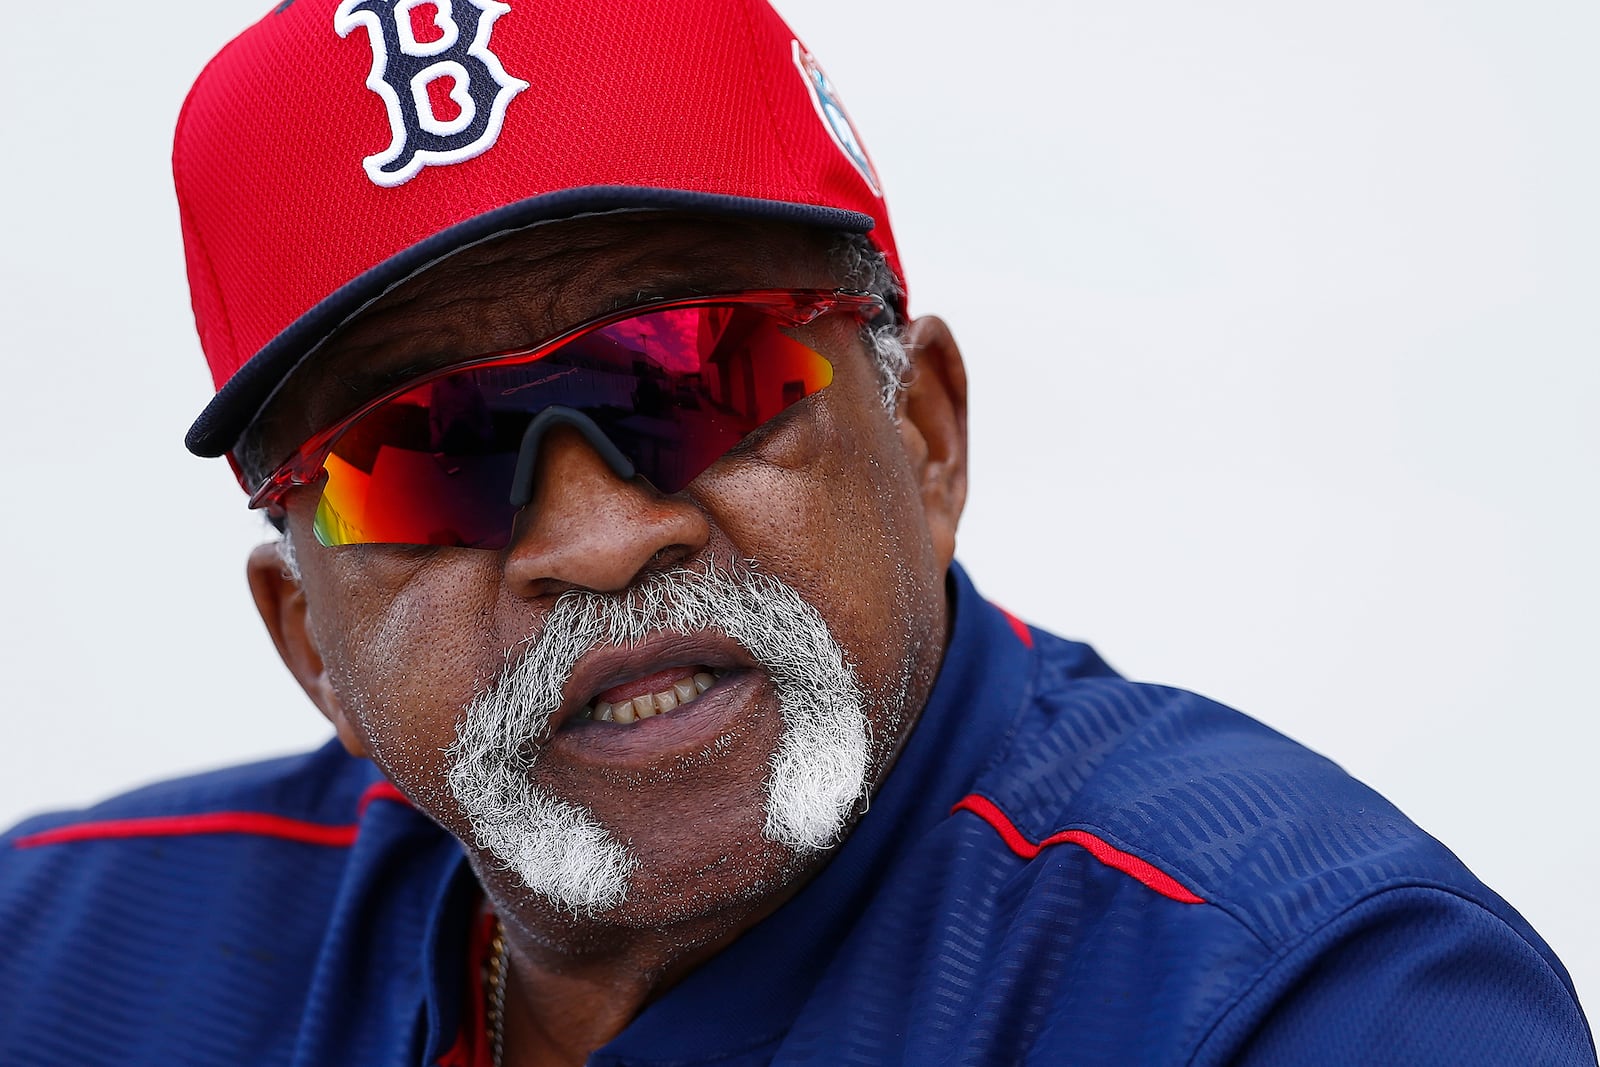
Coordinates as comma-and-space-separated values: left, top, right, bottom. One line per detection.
502, 422, 710, 598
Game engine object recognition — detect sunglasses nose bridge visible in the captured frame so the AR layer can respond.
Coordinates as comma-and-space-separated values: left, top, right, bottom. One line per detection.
508, 406, 638, 509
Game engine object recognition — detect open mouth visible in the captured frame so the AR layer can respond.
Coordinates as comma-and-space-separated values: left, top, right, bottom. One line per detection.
572, 666, 729, 725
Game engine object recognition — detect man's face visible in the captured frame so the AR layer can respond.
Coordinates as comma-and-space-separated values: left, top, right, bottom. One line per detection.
250, 214, 963, 945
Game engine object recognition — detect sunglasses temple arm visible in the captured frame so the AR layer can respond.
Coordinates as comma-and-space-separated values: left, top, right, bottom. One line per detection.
508, 405, 639, 509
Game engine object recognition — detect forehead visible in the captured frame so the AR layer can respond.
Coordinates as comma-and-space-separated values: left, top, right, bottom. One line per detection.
248, 212, 843, 463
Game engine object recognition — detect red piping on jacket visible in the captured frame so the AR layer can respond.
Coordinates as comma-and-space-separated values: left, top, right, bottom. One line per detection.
993, 604, 1034, 648
12, 780, 411, 850
358, 780, 410, 815
952, 794, 1205, 905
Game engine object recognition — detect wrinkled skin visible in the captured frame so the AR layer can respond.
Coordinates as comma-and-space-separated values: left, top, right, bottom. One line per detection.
246, 213, 969, 1065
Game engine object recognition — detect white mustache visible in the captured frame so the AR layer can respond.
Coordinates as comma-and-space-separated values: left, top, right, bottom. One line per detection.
445, 561, 871, 915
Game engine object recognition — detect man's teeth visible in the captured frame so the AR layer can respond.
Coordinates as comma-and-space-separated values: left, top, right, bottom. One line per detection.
583, 671, 719, 724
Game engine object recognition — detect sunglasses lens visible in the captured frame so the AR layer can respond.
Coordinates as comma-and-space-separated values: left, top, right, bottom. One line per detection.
311, 303, 835, 547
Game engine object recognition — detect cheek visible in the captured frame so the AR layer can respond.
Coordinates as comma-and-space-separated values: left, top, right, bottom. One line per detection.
301, 548, 508, 812
695, 373, 944, 717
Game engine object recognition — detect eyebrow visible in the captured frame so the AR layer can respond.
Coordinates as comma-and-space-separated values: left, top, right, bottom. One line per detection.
327, 354, 450, 405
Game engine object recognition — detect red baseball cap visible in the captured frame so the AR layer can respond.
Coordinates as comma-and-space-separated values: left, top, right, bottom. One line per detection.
177, 0, 902, 458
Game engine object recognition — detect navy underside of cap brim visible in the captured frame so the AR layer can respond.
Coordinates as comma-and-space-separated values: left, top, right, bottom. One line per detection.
184, 186, 876, 458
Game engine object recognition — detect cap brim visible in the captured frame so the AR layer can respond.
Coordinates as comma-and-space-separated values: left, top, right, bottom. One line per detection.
184, 185, 875, 458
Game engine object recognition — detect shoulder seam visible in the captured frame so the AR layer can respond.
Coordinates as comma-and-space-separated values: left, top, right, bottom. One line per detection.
1182, 881, 1595, 1066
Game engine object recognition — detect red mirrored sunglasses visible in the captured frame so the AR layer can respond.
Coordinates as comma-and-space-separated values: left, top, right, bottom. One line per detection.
243, 289, 887, 549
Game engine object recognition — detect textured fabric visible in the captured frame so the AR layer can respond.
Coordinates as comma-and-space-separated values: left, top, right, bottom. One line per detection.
2, 564, 1593, 1065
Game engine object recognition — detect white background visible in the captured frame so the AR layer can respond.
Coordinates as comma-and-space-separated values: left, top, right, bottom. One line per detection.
1, 0, 1594, 1014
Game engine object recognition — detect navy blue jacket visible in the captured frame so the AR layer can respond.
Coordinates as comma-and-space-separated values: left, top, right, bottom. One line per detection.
3, 565, 1593, 1065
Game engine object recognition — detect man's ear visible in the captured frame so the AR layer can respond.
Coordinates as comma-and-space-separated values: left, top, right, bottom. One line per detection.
897, 315, 969, 569
246, 542, 369, 758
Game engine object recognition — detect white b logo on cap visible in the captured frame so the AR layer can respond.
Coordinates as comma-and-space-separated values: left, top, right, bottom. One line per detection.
336, 0, 529, 187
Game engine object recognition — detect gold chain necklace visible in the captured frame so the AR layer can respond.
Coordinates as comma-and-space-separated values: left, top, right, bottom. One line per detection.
484, 915, 508, 1067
